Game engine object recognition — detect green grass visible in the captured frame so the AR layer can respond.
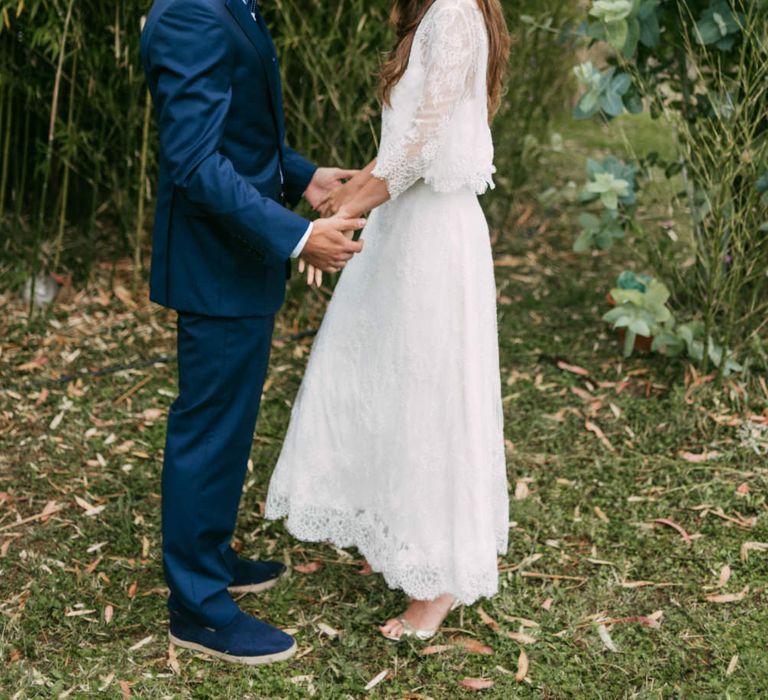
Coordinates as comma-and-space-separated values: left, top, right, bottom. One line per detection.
1, 119, 767, 699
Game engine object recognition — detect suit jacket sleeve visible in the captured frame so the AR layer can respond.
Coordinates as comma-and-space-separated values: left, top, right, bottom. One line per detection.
282, 146, 317, 208
145, 0, 309, 263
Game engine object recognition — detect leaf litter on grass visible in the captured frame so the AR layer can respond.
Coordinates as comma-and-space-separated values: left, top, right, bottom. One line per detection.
2, 198, 767, 697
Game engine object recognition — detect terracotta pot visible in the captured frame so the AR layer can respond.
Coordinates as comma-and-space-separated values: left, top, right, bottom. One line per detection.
616, 327, 653, 353
607, 294, 653, 353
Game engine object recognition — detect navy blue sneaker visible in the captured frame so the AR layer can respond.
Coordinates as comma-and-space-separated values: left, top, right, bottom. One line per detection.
228, 558, 286, 595
169, 609, 297, 666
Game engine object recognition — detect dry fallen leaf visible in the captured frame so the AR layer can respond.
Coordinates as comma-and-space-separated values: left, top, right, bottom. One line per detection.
421, 644, 453, 656
717, 565, 732, 588
317, 622, 340, 638
460, 678, 495, 691
680, 451, 720, 463
571, 386, 593, 402
74, 496, 106, 517
726, 654, 739, 676
476, 605, 500, 633
740, 541, 768, 562
290, 675, 317, 695
49, 411, 65, 431
585, 420, 615, 452
451, 636, 493, 655
17, 356, 49, 372
594, 506, 609, 523
364, 669, 389, 691
127, 581, 138, 599
494, 254, 526, 268
357, 559, 373, 575
500, 614, 539, 628
516, 649, 529, 682
705, 586, 749, 603
643, 611, 664, 629
506, 631, 537, 645
294, 561, 322, 574
652, 518, 692, 545
104, 605, 114, 624
142, 408, 163, 423
620, 580, 680, 589
113, 285, 137, 309
597, 624, 618, 652
97, 673, 115, 693
85, 556, 102, 575
128, 635, 153, 652
167, 642, 180, 674
541, 598, 553, 611
514, 480, 530, 501
119, 680, 131, 700
557, 361, 590, 377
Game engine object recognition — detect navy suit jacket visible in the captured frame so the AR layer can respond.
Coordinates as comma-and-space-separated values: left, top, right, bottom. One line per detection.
141, 0, 317, 317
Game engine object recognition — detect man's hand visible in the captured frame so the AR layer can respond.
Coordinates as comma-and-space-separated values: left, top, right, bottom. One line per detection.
318, 180, 357, 217
304, 167, 359, 211
300, 215, 366, 275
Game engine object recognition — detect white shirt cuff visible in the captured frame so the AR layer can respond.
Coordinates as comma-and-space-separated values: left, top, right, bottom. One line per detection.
290, 222, 313, 259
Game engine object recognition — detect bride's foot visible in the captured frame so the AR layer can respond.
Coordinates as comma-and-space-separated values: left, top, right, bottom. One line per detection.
379, 594, 458, 641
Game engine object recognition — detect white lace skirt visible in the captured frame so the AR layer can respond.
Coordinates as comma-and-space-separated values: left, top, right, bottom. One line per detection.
265, 182, 509, 604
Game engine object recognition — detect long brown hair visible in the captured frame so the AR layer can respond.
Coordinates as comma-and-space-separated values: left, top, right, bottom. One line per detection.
379, 0, 510, 120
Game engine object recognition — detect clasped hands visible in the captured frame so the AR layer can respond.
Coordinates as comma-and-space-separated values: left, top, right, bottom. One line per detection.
300, 167, 364, 287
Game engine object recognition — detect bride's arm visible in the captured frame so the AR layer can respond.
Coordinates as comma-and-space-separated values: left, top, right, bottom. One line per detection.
319, 159, 377, 216
319, 159, 392, 219
336, 171, 391, 219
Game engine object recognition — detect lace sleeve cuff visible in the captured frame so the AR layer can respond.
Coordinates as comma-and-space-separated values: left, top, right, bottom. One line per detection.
371, 160, 411, 202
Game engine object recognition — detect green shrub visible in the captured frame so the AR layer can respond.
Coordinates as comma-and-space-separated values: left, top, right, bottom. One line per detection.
0, 0, 152, 290
572, 0, 768, 376
0, 0, 577, 291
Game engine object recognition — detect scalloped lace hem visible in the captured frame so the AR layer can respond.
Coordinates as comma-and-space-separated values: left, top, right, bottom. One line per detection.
265, 494, 507, 605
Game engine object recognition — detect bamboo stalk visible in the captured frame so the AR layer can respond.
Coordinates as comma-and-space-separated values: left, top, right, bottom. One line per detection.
0, 39, 9, 218
0, 79, 10, 218
52, 47, 78, 272
29, 0, 75, 315
132, 89, 153, 295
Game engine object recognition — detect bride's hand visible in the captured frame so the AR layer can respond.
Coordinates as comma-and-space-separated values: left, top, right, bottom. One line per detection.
298, 259, 323, 287
319, 182, 357, 218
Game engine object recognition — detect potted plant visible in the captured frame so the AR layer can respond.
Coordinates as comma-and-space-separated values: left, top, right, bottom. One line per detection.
603, 271, 673, 357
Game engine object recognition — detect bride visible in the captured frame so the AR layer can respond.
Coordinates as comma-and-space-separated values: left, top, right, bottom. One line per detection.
266, 0, 510, 641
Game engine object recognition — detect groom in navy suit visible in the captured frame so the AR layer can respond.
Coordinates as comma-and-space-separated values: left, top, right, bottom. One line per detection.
141, 0, 366, 665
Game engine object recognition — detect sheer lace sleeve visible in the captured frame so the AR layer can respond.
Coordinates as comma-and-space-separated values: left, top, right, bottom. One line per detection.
373, 4, 479, 200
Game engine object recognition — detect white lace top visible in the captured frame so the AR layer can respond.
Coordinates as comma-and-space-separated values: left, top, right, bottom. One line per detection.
372, 0, 495, 200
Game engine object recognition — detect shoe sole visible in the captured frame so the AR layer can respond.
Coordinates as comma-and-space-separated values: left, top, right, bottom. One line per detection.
227, 573, 283, 595
169, 633, 297, 666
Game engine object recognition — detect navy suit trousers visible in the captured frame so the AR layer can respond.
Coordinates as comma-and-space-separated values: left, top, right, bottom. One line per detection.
163, 312, 274, 627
